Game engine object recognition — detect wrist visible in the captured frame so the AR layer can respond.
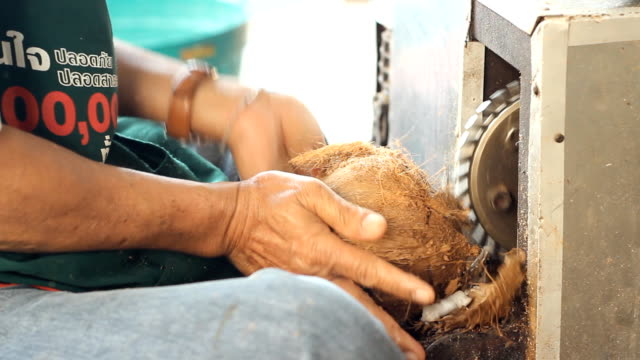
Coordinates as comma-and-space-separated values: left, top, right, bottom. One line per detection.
190, 76, 258, 143
147, 181, 241, 258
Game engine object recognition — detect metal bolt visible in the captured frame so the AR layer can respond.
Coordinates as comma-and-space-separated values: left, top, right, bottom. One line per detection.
533, 84, 540, 96
491, 190, 513, 212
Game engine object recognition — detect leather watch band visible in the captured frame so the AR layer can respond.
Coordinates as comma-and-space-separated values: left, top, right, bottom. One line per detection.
166, 59, 218, 140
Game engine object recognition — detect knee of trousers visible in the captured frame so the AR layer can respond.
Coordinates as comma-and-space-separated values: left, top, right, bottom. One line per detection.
240, 268, 401, 359
247, 268, 389, 335
248, 268, 362, 314
135, 268, 400, 359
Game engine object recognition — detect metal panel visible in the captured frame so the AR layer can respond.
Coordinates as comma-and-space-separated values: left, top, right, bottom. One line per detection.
471, 0, 533, 250
459, 42, 485, 128
528, 13, 640, 359
527, 18, 569, 360
389, 0, 471, 187
471, 1, 531, 73
569, 15, 640, 46
478, 0, 640, 34
561, 39, 640, 359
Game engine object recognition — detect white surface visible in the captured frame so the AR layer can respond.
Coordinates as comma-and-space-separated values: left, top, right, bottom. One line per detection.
569, 12, 640, 45
239, 0, 377, 144
528, 17, 569, 360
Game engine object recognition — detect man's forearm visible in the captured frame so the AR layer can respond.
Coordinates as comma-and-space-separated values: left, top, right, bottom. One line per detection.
0, 126, 236, 257
115, 39, 254, 142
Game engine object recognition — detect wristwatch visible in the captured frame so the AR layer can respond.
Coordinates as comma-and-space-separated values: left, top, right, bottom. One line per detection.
166, 59, 218, 140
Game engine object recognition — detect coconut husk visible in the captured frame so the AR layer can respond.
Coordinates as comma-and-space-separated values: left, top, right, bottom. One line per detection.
289, 141, 524, 329
439, 248, 526, 332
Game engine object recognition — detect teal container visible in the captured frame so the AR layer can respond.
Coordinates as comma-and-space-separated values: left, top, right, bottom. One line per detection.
106, 0, 248, 75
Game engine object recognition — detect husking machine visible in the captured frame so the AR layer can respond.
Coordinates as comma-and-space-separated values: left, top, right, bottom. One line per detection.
372, 1, 640, 359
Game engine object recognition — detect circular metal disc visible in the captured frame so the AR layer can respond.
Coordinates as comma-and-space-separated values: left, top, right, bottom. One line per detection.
469, 103, 519, 249
452, 80, 521, 253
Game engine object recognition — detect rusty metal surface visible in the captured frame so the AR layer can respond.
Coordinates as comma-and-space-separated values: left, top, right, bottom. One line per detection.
389, 0, 471, 186
561, 39, 640, 358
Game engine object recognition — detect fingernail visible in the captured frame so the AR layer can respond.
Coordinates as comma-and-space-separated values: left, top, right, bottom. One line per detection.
361, 213, 386, 234
404, 351, 418, 360
413, 288, 435, 304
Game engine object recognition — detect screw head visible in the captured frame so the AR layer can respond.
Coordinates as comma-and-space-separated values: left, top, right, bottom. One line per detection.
491, 191, 513, 212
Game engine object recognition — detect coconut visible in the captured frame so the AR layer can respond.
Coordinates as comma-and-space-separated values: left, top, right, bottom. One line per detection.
289, 141, 525, 330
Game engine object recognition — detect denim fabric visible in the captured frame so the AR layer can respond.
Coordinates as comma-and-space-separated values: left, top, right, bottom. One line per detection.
0, 268, 403, 360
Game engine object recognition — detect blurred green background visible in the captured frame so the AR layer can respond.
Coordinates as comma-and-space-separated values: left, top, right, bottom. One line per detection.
106, 0, 249, 75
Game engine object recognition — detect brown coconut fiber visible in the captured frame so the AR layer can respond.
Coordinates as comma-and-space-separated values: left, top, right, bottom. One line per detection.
440, 248, 526, 332
289, 141, 525, 331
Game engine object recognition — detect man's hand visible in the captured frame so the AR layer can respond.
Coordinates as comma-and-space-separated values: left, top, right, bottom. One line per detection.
115, 40, 325, 180
220, 171, 436, 306
227, 91, 326, 179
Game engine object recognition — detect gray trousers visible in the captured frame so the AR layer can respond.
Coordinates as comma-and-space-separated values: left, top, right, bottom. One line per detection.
0, 268, 403, 360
